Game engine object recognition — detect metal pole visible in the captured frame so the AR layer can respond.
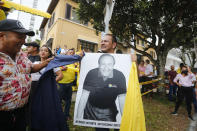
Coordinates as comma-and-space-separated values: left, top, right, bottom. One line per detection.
17, 0, 22, 20
104, 0, 115, 33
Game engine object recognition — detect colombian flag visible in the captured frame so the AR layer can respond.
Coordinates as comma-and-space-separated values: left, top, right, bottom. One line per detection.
120, 63, 146, 131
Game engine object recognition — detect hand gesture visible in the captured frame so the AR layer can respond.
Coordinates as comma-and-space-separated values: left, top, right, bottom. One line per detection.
46, 57, 54, 63
78, 50, 85, 57
42, 57, 54, 67
0, 1, 4, 6
131, 54, 137, 62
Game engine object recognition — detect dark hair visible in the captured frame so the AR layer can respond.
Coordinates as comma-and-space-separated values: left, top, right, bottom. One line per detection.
68, 48, 75, 52
140, 60, 144, 63
146, 59, 150, 64
41, 45, 53, 58
180, 63, 184, 68
105, 34, 117, 43
98, 54, 115, 65
181, 65, 187, 69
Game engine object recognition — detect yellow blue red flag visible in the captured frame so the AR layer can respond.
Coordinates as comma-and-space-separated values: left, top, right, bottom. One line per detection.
120, 63, 146, 131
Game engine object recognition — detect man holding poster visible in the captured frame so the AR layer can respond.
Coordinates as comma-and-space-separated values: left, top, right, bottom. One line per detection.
75, 34, 130, 131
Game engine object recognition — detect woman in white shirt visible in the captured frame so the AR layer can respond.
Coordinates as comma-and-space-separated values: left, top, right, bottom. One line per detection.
171, 66, 196, 121
31, 45, 63, 82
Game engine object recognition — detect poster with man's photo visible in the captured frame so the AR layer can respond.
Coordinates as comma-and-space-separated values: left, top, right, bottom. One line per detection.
74, 53, 132, 129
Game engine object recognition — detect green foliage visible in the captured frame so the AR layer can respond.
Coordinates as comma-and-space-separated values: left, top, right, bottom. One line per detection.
77, 0, 197, 74
35, 39, 41, 45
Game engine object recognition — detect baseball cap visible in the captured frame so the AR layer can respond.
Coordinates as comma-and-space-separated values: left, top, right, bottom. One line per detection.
0, 19, 35, 36
24, 42, 40, 48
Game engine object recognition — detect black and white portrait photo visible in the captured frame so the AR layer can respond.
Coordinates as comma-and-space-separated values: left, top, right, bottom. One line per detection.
74, 53, 131, 129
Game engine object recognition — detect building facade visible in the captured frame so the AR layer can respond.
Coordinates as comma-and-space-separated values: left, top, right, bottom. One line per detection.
39, 0, 131, 53
39, 0, 157, 63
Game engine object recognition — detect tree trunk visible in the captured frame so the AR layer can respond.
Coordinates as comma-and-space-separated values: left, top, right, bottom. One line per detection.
194, 39, 197, 64
155, 51, 168, 93
156, 52, 167, 77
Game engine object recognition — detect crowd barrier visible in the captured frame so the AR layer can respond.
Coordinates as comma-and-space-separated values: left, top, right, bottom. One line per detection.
140, 77, 163, 96
72, 76, 164, 95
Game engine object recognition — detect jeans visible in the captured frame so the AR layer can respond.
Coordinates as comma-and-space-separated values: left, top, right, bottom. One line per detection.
95, 128, 119, 131
139, 76, 146, 93
0, 106, 27, 131
174, 86, 193, 116
168, 84, 177, 101
193, 88, 197, 113
58, 82, 73, 119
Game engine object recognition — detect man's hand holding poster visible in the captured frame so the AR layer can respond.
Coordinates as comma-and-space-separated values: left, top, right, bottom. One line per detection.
74, 53, 131, 129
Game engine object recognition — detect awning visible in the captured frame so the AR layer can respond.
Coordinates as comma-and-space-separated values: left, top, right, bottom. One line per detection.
78, 35, 99, 44
1, 0, 51, 18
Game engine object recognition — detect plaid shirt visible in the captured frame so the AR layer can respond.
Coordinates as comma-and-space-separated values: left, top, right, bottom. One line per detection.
0, 52, 32, 111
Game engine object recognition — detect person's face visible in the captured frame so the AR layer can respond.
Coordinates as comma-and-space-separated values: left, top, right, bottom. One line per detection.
39, 47, 50, 59
66, 50, 75, 55
0, 31, 26, 56
140, 61, 144, 65
171, 66, 174, 71
27, 46, 37, 54
181, 67, 187, 71
99, 56, 114, 77
101, 35, 116, 53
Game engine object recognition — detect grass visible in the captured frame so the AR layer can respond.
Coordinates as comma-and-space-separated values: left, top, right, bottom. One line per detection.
67, 92, 190, 131
144, 93, 189, 131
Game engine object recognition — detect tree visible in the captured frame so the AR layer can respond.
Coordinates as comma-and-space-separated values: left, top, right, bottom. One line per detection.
176, 46, 196, 68
35, 39, 41, 45
77, 0, 197, 76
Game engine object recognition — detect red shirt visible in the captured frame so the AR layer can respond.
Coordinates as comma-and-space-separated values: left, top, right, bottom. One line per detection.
168, 70, 177, 84
0, 52, 32, 111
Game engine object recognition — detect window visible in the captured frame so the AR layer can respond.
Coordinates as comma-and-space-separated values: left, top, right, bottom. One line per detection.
40, 29, 45, 40
71, 8, 81, 24
46, 38, 53, 49
141, 40, 145, 46
78, 40, 97, 52
65, 4, 88, 26
65, 3, 72, 19
48, 12, 55, 28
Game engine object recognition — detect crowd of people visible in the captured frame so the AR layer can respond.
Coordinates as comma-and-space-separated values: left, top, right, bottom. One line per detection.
1, 5, 196, 131
0, 18, 136, 131
138, 59, 156, 94
138, 58, 197, 121
0, 19, 84, 131
165, 63, 197, 121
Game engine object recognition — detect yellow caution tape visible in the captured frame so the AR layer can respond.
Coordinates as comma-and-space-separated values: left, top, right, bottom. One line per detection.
139, 77, 162, 85
1, 0, 51, 18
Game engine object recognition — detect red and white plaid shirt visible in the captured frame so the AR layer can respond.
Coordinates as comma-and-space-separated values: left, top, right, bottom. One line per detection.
0, 52, 32, 111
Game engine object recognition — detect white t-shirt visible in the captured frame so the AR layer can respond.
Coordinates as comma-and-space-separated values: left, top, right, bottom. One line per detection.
61, 49, 68, 54
31, 61, 61, 81
145, 64, 153, 77
173, 73, 196, 87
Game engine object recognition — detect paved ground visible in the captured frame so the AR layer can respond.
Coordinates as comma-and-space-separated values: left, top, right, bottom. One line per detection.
187, 113, 197, 131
